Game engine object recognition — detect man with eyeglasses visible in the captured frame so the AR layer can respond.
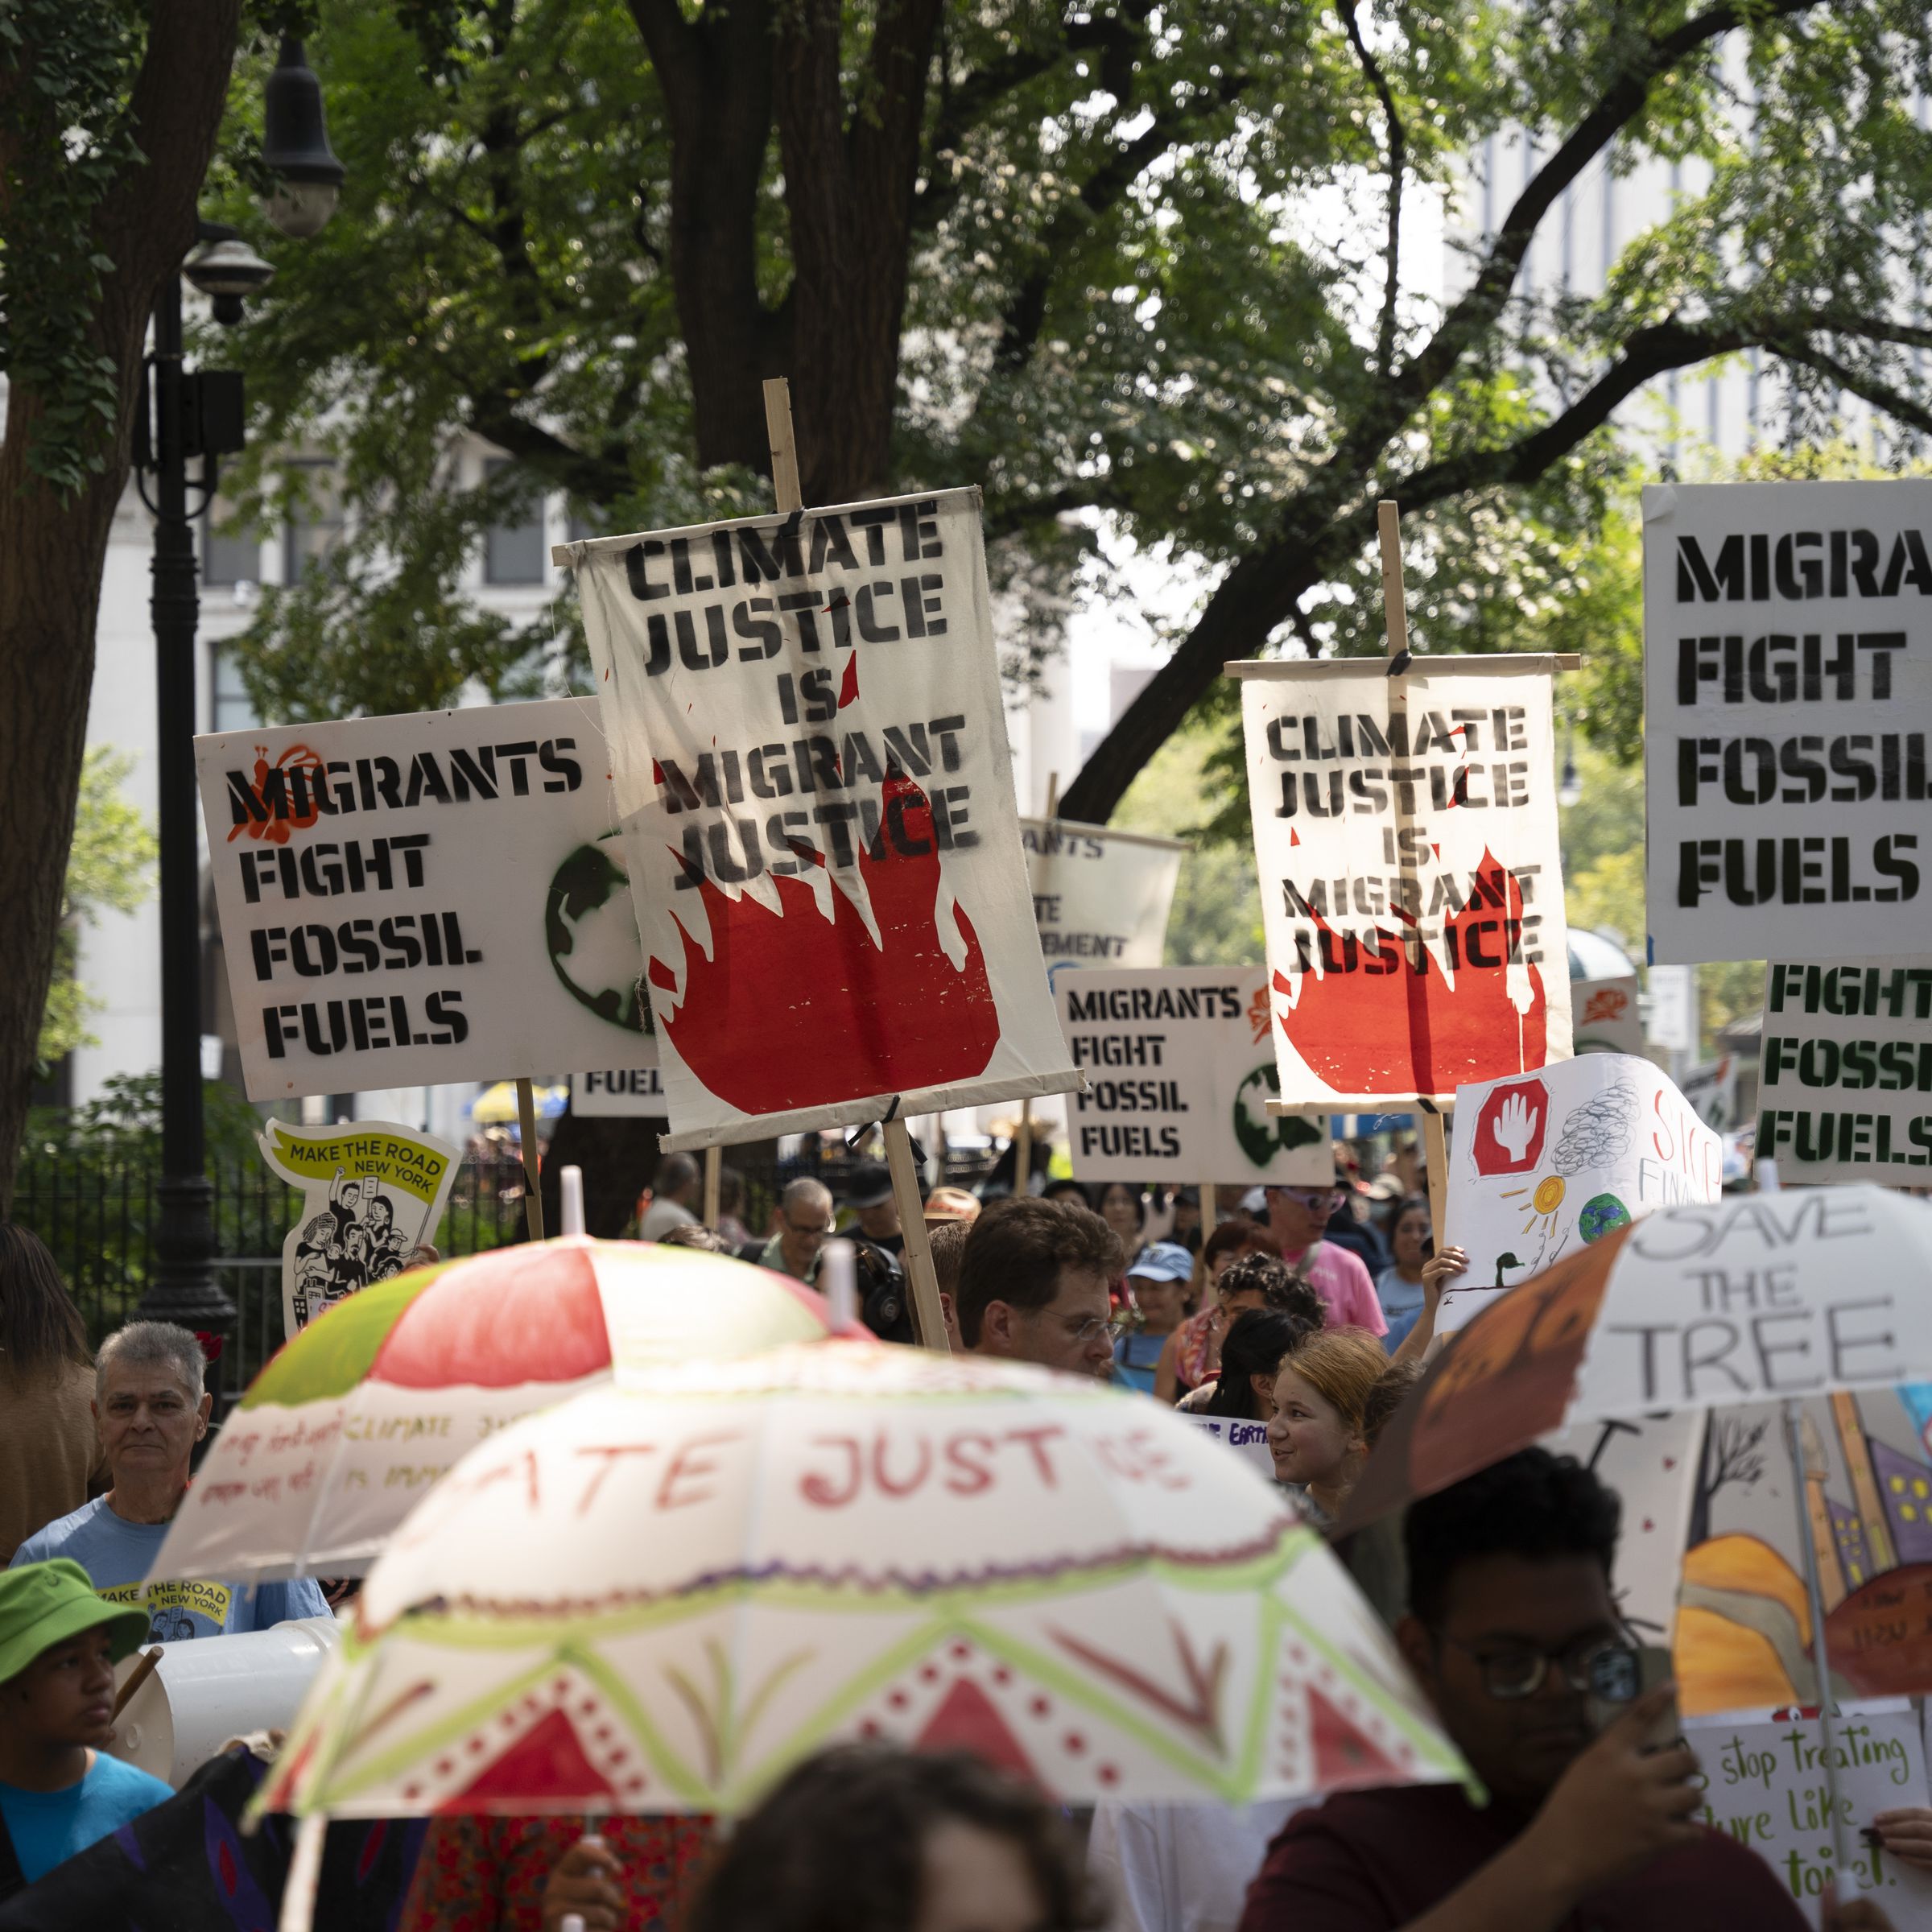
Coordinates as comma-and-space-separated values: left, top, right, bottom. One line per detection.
1240, 1448, 1834, 1932
1261, 1168, 1388, 1342
758, 1178, 836, 1282
956, 1197, 1124, 1379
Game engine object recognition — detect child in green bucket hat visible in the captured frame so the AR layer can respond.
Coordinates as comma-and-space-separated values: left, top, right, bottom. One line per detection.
0, 1559, 173, 1890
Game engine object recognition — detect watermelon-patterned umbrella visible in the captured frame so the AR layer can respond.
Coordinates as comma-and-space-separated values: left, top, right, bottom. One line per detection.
259, 1340, 1467, 1827
149, 1241, 850, 1587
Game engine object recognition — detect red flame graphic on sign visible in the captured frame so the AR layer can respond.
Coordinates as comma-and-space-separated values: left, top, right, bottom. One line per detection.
1273, 848, 1546, 1096
649, 773, 1001, 1111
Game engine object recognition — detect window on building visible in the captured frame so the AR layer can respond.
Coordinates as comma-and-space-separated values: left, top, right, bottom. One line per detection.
209, 642, 260, 734
484, 457, 547, 585
283, 460, 345, 583
202, 498, 263, 587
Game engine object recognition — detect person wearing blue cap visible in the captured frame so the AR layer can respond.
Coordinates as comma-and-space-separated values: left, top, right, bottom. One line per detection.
1113, 1242, 1194, 1395
0, 1558, 173, 1893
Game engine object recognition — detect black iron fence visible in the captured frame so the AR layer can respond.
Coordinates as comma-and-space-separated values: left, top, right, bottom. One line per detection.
10, 1152, 535, 1405
10, 1099, 1000, 1409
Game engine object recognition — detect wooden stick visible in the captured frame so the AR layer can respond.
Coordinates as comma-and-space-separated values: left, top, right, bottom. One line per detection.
1012, 770, 1057, 1199
703, 1144, 722, 1227
885, 1118, 951, 1352
1422, 1112, 1451, 1248
1377, 502, 1456, 1233
516, 1076, 546, 1241
111, 1646, 162, 1722
763, 378, 803, 512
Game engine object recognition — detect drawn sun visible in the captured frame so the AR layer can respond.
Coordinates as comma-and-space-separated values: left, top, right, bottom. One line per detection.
1500, 1172, 1567, 1237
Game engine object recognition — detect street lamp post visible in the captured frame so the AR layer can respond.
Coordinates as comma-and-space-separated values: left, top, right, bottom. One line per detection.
133, 39, 343, 1340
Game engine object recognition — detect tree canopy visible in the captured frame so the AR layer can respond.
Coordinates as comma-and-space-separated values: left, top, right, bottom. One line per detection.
216, 0, 1932, 821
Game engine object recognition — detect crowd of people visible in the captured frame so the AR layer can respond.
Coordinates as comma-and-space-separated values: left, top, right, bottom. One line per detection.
0, 1153, 1919, 1930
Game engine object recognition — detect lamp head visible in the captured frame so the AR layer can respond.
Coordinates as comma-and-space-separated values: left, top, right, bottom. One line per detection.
184, 233, 275, 327
260, 35, 345, 239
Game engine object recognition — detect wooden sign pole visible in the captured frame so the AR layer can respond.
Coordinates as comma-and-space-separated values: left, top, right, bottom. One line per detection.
761, 378, 951, 1353
703, 1146, 722, 1228
515, 1075, 547, 1241
1376, 502, 1452, 1241
1012, 771, 1059, 1200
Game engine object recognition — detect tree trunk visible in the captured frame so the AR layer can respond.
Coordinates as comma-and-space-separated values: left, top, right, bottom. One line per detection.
0, 0, 241, 1208
1057, 544, 1326, 824
657, 0, 790, 475
774, 0, 943, 503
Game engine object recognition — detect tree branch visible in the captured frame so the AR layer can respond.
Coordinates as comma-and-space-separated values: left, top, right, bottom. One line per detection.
993, 68, 1249, 367
1341, 0, 1406, 378
1393, 0, 1819, 408
625, 0, 699, 126
912, 0, 1158, 233
1773, 338, 1932, 440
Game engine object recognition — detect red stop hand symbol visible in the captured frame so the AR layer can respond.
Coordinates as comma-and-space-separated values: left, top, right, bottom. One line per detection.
1473, 1078, 1548, 1176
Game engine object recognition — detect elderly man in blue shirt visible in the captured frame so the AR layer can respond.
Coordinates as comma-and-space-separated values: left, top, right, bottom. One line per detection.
11, 1321, 328, 1640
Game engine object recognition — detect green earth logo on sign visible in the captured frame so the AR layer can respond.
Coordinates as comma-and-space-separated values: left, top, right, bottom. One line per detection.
1233, 1063, 1323, 1169
546, 832, 651, 1034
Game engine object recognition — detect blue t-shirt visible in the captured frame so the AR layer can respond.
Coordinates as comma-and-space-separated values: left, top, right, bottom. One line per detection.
1113, 1330, 1167, 1395
0, 1752, 174, 1882
9, 1496, 331, 1641
1374, 1265, 1426, 1355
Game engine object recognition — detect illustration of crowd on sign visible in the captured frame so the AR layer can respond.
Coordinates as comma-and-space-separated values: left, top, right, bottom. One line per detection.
289, 1169, 424, 1318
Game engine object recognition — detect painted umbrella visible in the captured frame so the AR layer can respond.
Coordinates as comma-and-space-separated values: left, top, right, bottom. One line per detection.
150, 1240, 849, 1587
1345, 1185, 1932, 1875
260, 1340, 1466, 1823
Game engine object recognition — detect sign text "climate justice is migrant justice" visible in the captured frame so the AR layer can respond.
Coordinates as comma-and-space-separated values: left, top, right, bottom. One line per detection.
622, 500, 984, 890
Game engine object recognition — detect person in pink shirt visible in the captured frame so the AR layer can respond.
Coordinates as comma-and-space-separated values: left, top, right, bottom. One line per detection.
1263, 1176, 1388, 1337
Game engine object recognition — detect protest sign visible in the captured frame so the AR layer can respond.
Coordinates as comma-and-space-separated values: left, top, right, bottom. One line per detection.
1758, 959, 1932, 1183
1053, 967, 1331, 1184
1680, 1054, 1744, 1133
1236, 658, 1573, 1108
197, 698, 655, 1100
1182, 1413, 1278, 1479
1438, 1054, 1720, 1336
1686, 1703, 1932, 1925
1020, 818, 1184, 980
258, 1119, 458, 1340
570, 489, 1082, 1150
1643, 481, 1932, 964
1573, 974, 1643, 1056
570, 1065, 667, 1117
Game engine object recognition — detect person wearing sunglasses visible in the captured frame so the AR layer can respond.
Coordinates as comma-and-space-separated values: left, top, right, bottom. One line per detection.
1240, 1449, 1838, 1932
1260, 1171, 1389, 1342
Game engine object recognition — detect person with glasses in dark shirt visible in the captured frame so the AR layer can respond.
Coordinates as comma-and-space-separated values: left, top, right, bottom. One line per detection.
957, 1198, 1124, 1380
1238, 1449, 1889, 1932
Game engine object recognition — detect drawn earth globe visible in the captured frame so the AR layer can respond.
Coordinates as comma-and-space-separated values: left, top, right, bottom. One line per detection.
1577, 1192, 1632, 1245
1232, 1063, 1323, 1170
546, 831, 650, 1034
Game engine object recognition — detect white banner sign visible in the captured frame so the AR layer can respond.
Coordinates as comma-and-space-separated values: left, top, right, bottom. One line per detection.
1643, 481, 1932, 963
1021, 818, 1183, 979
1686, 1703, 1932, 1927
1758, 959, 1932, 1183
570, 1066, 667, 1117
1574, 974, 1644, 1056
1054, 968, 1331, 1184
572, 489, 1081, 1150
1183, 1413, 1278, 1478
1439, 1053, 1720, 1335
1238, 659, 1573, 1108
258, 1119, 459, 1340
197, 699, 656, 1100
